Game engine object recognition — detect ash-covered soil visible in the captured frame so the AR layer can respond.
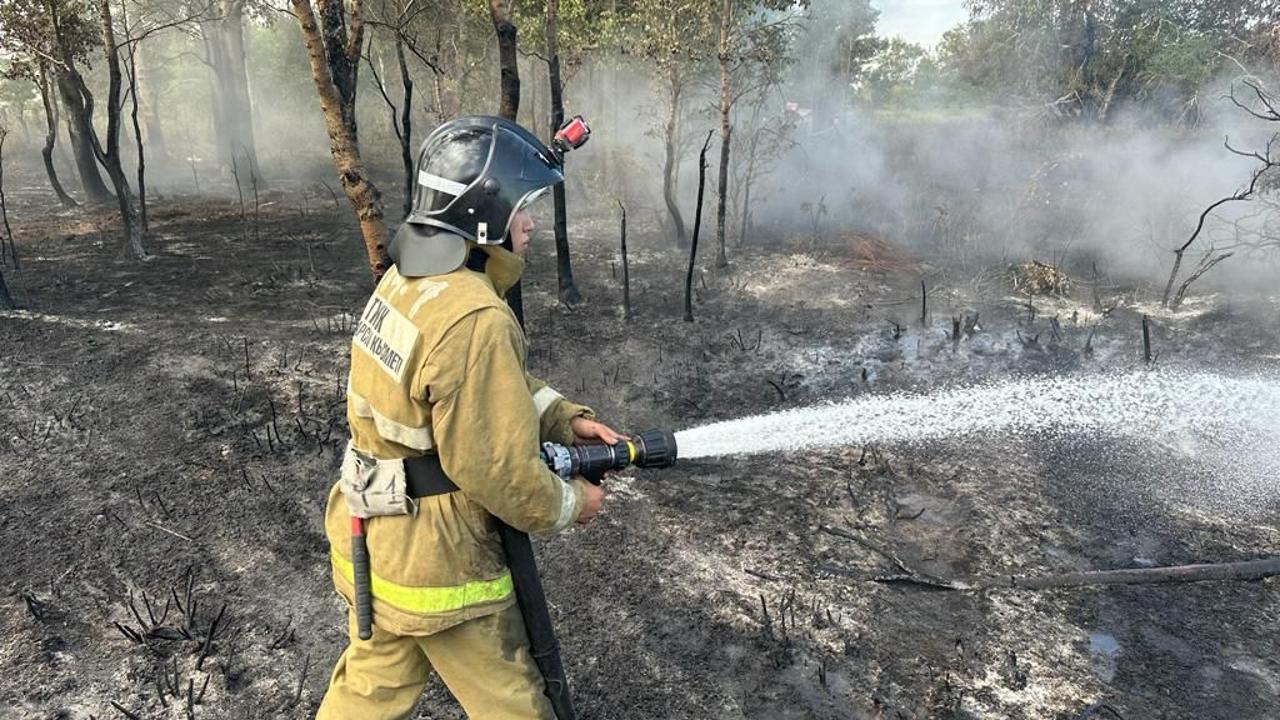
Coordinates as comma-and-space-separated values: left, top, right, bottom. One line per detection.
2, 185, 1279, 720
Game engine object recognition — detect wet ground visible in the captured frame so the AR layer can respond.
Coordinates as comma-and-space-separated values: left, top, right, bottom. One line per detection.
1, 181, 1278, 719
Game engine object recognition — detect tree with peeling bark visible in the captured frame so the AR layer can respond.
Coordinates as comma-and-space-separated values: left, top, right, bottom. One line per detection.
290, 0, 391, 283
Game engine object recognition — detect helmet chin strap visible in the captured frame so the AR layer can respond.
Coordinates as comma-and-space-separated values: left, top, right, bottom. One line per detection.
465, 246, 489, 272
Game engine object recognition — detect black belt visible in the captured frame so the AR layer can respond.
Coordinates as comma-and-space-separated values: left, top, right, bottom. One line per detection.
403, 453, 460, 498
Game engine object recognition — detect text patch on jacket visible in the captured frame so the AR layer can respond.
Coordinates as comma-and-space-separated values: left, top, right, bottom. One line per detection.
355, 296, 419, 382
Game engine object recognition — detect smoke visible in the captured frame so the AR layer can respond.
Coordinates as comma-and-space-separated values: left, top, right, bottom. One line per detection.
744, 90, 1277, 290
556, 8, 1280, 298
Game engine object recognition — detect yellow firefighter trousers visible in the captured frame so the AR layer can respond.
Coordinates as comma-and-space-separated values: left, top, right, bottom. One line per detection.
316, 604, 554, 720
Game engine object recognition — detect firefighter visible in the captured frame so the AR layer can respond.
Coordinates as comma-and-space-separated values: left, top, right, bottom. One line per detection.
317, 116, 615, 719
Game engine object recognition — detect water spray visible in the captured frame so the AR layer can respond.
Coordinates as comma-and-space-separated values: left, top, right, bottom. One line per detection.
673, 371, 1280, 513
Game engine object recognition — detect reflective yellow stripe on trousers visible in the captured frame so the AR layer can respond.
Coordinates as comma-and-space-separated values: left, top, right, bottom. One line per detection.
331, 551, 515, 614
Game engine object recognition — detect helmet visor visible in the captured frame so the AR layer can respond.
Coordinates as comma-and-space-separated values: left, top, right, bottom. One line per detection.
501, 186, 554, 239
518, 186, 551, 211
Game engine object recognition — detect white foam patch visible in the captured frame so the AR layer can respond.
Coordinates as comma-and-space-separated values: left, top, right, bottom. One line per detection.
0, 310, 137, 333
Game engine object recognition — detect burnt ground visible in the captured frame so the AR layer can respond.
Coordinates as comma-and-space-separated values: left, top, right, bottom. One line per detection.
1, 178, 1279, 720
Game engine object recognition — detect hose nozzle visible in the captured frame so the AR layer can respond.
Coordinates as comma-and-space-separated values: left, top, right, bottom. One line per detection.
630, 428, 677, 469
541, 428, 678, 484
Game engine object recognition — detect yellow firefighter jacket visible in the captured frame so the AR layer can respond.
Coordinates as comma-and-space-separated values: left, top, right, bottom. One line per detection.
325, 244, 592, 636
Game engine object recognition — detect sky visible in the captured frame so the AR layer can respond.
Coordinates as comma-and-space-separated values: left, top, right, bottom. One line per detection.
871, 0, 969, 47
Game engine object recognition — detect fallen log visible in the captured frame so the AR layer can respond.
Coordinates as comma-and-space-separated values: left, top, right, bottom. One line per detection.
819, 525, 1280, 590
975, 556, 1280, 590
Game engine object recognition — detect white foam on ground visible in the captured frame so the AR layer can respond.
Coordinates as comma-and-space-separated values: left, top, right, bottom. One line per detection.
676, 371, 1280, 514
0, 309, 137, 333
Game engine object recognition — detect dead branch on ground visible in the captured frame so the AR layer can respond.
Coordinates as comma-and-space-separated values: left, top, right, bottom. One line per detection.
821, 523, 1280, 591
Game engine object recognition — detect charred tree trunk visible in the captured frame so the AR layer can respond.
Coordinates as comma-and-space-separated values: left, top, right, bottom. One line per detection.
0, 161, 13, 306
128, 60, 148, 233
488, 0, 523, 324
489, 0, 520, 122
43, 0, 110, 203
36, 63, 78, 208
365, 37, 411, 219
1171, 251, 1234, 311
714, 0, 732, 268
684, 130, 714, 323
122, 2, 147, 232
395, 34, 414, 219
0, 126, 19, 272
0, 266, 13, 309
619, 199, 630, 320
1161, 249, 1186, 309
662, 66, 688, 248
546, 0, 581, 304
291, 0, 390, 283
56, 67, 113, 205
89, 0, 146, 259
205, 0, 261, 182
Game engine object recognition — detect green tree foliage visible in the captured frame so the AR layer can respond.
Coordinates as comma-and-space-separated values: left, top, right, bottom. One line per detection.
859, 37, 928, 106
941, 0, 1280, 122
0, 0, 102, 75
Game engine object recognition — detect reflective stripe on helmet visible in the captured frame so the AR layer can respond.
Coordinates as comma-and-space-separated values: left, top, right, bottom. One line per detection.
418, 170, 468, 196
332, 551, 514, 614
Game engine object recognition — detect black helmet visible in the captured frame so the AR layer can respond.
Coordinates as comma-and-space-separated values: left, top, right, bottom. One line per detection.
390, 116, 564, 277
